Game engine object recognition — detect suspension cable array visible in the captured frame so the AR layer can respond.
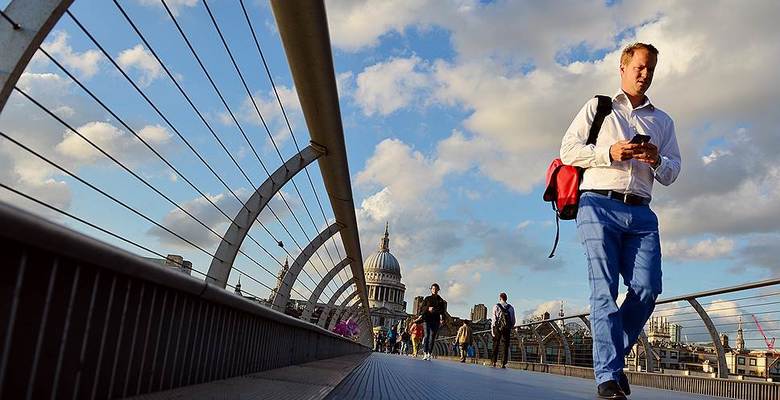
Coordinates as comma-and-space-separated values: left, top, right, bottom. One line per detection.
0, 0, 368, 339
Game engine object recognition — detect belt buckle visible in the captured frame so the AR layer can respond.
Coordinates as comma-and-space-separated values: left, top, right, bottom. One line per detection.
623, 193, 630, 203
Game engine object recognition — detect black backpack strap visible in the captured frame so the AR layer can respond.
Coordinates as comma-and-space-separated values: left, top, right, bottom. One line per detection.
548, 212, 560, 258
586, 95, 613, 145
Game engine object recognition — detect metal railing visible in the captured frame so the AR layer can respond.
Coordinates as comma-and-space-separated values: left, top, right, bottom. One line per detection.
0, 1, 375, 397
0, 202, 368, 399
0, 0, 371, 345
434, 279, 780, 399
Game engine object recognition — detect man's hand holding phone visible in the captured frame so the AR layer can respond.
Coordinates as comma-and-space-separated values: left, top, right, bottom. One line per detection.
629, 134, 651, 144
610, 135, 658, 166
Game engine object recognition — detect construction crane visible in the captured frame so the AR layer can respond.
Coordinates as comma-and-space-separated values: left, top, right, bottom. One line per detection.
751, 314, 780, 371
752, 314, 776, 351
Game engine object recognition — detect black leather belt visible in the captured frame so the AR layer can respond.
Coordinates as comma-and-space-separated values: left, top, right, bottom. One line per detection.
582, 190, 650, 206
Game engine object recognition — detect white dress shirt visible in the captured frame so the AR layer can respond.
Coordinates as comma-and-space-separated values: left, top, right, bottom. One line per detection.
560, 91, 681, 199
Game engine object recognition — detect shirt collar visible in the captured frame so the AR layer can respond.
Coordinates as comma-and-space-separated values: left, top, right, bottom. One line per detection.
614, 90, 655, 111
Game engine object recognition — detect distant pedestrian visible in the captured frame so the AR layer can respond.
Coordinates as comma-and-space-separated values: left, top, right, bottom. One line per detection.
400, 329, 411, 355
387, 325, 398, 354
491, 293, 515, 368
409, 320, 424, 357
456, 320, 472, 363
560, 42, 680, 399
419, 283, 447, 361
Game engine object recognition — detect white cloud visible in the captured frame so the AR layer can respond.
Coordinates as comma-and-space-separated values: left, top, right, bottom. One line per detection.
55, 121, 172, 164
355, 138, 446, 205
663, 237, 735, 261
337, 0, 780, 269
148, 189, 299, 250
117, 44, 162, 86
137, 0, 197, 16
354, 56, 430, 116
221, 86, 302, 148
41, 31, 101, 78
325, 0, 445, 52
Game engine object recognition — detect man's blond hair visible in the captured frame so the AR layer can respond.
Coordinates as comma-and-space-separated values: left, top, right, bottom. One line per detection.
620, 42, 659, 66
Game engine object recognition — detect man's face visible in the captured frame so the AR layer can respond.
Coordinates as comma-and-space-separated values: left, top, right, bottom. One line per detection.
620, 48, 657, 97
431, 286, 439, 295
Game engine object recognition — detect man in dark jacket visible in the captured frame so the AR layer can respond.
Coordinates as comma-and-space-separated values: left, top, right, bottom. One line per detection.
491, 292, 516, 368
419, 283, 447, 361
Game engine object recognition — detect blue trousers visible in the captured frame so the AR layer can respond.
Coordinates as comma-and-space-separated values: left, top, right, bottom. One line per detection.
576, 192, 662, 385
423, 320, 440, 354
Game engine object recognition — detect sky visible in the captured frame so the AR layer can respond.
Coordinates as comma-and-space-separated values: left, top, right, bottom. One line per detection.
1, 0, 780, 345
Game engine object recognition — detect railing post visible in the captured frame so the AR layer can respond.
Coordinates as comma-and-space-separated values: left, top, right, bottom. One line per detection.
478, 335, 489, 363
547, 321, 572, 365
688, 297, 729, 378
514, 329, 527, 362
637, 329, 658, 373
532, 324, 547, 364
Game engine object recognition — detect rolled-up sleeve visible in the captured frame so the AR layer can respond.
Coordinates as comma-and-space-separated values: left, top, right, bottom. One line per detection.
560, 98, 613, 168
653, 118, 681, 186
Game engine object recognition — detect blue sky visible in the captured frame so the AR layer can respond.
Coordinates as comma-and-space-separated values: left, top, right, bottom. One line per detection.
2, 0, 780, 344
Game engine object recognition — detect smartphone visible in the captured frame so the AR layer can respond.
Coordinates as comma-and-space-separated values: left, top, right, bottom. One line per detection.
629, 134, 651, 144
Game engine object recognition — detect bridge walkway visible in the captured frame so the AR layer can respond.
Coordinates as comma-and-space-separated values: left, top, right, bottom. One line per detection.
326, 353, 730, 400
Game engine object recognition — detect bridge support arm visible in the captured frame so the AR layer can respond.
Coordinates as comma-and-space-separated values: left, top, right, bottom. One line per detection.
319, 278, 355, 328
207, 145, 324, 288
301, 257, 351, 322
331, 291, 360, 329
1, 0, 75, 112
688, 298, 729, 378
547, 321, 572, 365
637, 330, 658, 373
532, 325, 547, 364
270, 222, 343, 311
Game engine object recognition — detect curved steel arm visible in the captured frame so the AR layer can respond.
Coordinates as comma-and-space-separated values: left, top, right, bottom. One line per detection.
579, 315, 591, 331
546, 321, 572, 365
207, 144, 324, 288
342, 299, 361, 323
271, 0, 371, 331
1, 0, 75, 112
514, 330, 527, 362
532, 325, 547, 364
689, 298, 728, 378
271, 222, 343, 311
301, 257, 351, 321
330, 291, 361, 330
319, 277, 356, 328
637, 329, 658, 372
478, 335, 489, 361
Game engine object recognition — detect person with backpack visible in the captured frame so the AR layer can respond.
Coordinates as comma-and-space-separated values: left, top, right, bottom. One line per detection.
386, 325, 398, 354
559, 43, 681, 400
456, 319, 473, 363
419, 283, 447, 361
491, 293, 515, 368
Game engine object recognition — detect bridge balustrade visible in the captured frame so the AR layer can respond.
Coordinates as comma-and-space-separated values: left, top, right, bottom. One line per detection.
0, 0, 375, 397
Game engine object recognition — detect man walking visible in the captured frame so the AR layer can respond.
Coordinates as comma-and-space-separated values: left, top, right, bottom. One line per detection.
419, 283, 447, 361
491, 293, 515, 368
560, 42, 681, 399
456, 320, 472, 363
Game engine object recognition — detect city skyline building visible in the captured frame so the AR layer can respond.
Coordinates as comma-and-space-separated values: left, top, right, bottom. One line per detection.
364, 224, 408, 331
413, 296, 424, 316
470, 303, 487, 321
